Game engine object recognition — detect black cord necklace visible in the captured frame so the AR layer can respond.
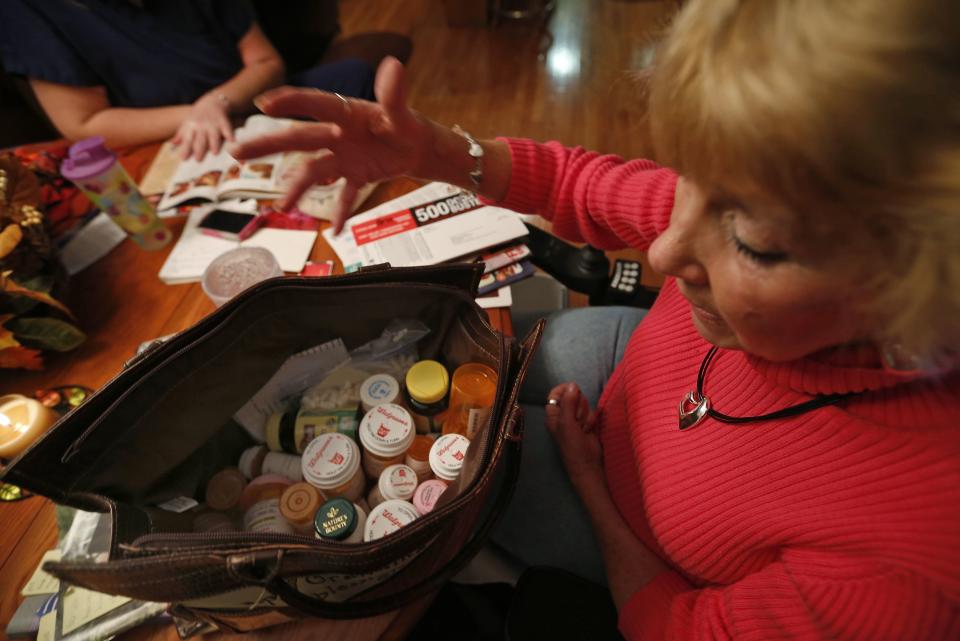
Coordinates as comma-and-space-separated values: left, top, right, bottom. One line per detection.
678, 346, 858, 430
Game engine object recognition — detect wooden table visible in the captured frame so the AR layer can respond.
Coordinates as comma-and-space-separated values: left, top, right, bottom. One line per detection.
0, 143, 512, 641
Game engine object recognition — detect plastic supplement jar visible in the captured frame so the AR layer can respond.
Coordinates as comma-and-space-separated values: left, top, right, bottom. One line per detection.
204, 468, 247, 512
367, 464, 418, 509
301, 432, 365, 502
363, 499, 420, 542
261, 451, 304, 483
404, 360, 449, 434
359, 373, 402, 413
239, 475, 294, 534
358, 403, 415, 479
404, 435, 435, 483
265, 409, 298, 453
412, 479, 448, 515
429, 434, 470, 484
315, 498, 367, 544
280, 482, 324, 535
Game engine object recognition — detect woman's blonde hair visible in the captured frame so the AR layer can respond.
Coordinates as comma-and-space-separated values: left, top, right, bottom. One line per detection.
648, 0, 960, 366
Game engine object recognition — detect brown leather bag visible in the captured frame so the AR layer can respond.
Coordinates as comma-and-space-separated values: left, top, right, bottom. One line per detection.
1, 264, 543, 633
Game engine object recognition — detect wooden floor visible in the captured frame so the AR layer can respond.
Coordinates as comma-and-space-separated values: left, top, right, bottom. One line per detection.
339, 0, 675, 296
340, 0, 677, 161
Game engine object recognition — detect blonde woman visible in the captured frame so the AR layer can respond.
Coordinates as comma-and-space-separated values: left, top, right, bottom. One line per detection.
233, 1, 959, 638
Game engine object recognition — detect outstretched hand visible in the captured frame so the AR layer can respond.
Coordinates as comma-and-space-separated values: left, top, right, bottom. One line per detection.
229, 57, 433, 233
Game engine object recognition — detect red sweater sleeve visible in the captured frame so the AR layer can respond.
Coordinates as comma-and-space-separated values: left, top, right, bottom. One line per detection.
620, 557, 958, 641
491, 138, 678, 250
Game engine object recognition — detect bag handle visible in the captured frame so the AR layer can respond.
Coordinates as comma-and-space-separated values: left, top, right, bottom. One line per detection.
264, 404, 525, 619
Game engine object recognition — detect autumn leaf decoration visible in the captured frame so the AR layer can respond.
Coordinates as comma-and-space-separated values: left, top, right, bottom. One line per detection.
0, 156, 86, 369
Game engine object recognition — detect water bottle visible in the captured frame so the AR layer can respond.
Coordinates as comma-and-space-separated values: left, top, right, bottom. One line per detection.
60, 137, 172, 250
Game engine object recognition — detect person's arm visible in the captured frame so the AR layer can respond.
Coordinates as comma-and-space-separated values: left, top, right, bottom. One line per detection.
29, 79, 191, 148
230, 57, 677, 240
30, 22, 283, 154
545, 383, 668, 607
172, 22, 284, 159
204, 22, 285, 115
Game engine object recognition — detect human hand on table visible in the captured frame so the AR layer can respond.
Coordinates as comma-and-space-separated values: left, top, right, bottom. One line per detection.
173, 92, 234, 161
229, 56, 433, 233
545, 382, 605, 489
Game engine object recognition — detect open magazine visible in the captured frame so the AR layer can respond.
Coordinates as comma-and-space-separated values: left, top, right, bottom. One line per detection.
157, 115, 373, 219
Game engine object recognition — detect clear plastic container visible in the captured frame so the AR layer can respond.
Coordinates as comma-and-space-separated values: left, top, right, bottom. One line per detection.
201, 246, 283, 307
301, 433, 365, 502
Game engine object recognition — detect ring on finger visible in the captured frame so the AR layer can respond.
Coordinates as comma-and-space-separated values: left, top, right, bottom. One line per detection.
333, 92, 351, 117
547, 398, 560, 407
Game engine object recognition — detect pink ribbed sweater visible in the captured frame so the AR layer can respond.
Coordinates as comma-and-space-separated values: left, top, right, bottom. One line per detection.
496, 139, 960, 641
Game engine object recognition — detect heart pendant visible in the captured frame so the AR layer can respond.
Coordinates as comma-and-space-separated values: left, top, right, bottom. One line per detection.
678, 391, 710, 430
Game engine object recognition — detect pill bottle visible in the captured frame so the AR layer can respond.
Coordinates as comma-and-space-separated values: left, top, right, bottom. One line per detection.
193, 510, 238, 533
429, 434, 470, 484
239, 475, 294, 534
404, 360, 449, 434
363, 499, 420, 542
443, 363, 497, 439
404, 435, 434, 483
262, 451, 303, 482
279, 482, 324, 535
301, 432, 365, 502
358, 403, 415, 479
265, 409, 298, 453
204, 468, 247, 512
238, 445, 268, 479
314, 498, 367, 544
295, 408, 359, 446
412, 479, 448, 515
359, 373, 402, 414
367, 464, 418, 509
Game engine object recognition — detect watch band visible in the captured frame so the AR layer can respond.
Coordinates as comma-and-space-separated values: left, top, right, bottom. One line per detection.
452, 125, 484, 188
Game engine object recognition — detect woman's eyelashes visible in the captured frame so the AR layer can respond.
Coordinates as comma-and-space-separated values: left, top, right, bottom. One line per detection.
714, 206, 789, 265
730, 233, 788, 265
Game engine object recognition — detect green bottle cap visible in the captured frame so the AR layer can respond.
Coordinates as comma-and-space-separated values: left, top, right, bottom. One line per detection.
314, 498, 358, 541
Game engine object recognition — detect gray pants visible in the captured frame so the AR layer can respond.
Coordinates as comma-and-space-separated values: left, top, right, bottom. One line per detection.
491, 307, 647, 586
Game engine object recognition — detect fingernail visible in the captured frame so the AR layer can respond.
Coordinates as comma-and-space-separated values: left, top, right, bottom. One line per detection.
253, 96, 267, 112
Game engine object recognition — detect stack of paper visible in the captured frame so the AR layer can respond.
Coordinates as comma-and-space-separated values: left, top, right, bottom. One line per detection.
322, 182, 530, 308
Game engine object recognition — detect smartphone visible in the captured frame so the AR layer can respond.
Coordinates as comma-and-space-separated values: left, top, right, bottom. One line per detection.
197, 209, 259, 240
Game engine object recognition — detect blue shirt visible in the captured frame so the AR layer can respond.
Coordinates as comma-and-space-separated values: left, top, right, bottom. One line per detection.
0, 0, 254, 108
